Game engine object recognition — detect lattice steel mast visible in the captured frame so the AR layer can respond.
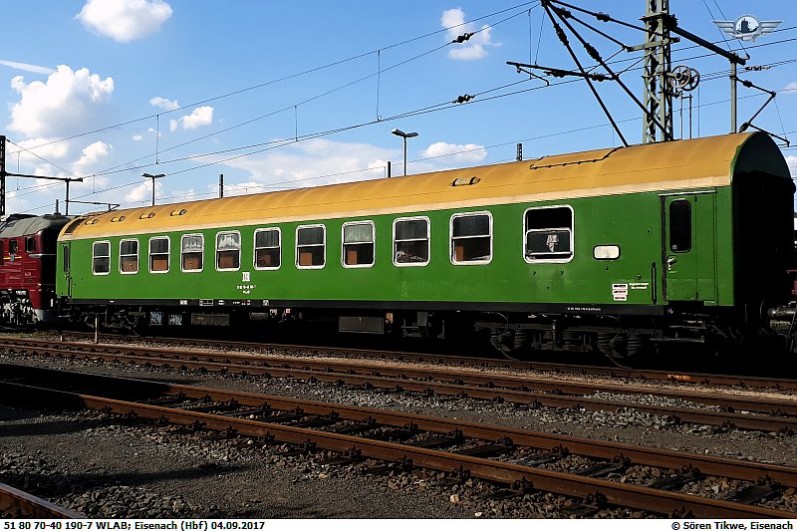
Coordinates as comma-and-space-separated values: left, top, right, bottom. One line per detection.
640, 0, 673, 143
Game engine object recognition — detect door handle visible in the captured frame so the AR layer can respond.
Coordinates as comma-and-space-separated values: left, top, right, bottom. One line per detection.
666, 255, 677, 271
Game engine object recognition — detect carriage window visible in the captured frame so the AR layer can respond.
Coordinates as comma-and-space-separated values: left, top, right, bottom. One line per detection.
216, 231, 241, 270
343, 221, 375, 267
119, 239, 139, 274
25, 237, 36, 253
669, 200, 692, 252
92, 241, 110, 275
394, 217, 429, 266
9, 240, 18, 256
525, 206, 574, 262
182, 234, 204, 272
149, 237, 170, 273
254, 228, 281, 269
451, 212, 492, 264
297, 225, 325, 268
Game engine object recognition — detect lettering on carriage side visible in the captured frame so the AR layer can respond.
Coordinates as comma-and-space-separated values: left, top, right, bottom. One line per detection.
242, 271, 251, 282
179, 300, 188, 306
566, 306, 602, 312
612, 283, 629, 301
629, 282, 649, 290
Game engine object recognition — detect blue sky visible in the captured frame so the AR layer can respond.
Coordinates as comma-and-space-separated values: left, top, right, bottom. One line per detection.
1, 0, 795, 215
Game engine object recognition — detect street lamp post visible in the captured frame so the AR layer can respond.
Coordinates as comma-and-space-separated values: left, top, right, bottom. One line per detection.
142, 172, 165, 206
391, 128, 418, 176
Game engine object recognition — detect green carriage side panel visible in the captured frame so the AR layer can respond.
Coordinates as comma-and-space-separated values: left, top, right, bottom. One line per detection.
54, 132, 792, 316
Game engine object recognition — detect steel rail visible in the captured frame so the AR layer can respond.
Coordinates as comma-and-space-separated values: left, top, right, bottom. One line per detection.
6, 342, 797, 433
0, 378, 792, 519
0, 482, 84, 518
33, 334, 797, 391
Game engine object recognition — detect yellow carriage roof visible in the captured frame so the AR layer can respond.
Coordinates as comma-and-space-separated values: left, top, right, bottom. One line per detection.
61, 132, 788, 240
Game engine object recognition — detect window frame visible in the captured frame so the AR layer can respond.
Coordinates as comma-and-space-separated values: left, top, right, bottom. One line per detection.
295, 224, 326, 269
450, 211, 493, 266
253, 227, 282, 271
9, 240, 18, 256
25, 237, 36, 253
215, 230, 242, 272
523, 205, 575, 264
119, 238, 139, 275
92, 240, 111, 276
148, 236, 170, 274
341, 220, 376, 269
392, 216, 430, 267
181, 233, 204, 273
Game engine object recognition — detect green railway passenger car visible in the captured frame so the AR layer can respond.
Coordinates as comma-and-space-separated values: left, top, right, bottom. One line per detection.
55, 132, 794, 358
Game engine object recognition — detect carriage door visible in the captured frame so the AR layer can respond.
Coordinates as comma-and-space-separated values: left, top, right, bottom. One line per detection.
61, 243, 72, 298
662, 193, 716, 302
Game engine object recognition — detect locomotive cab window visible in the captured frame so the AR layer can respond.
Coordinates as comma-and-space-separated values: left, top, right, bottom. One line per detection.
9, 240, 18, 256
393, 217, 429, 266
296, 225, 325, 268
342, 221, 375, 268
92, 241, 110, 275
182, 234, 204, 272
451, 212, 492, 265
669, 200, 692, 252
25, 237, 36, 253
216, 231, 241, 271
524, 206, 574, 262
149, 237, 170, 273
119, 239, 139, 274
254, 228, 281, 269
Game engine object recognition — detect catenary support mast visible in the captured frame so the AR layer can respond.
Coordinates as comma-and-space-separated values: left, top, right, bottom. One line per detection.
641, 0, 673, 143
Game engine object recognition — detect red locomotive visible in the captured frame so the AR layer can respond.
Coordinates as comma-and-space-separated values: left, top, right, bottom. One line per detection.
0, 213, 71, 325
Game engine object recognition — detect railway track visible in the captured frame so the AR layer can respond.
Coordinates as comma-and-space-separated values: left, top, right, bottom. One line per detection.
1, 363, 794, 518
3, 336, 797, 433
59, 331, 797, 392
0, 481, 83, 518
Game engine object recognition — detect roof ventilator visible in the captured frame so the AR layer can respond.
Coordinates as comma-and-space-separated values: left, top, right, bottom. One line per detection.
451, 176, 481, 187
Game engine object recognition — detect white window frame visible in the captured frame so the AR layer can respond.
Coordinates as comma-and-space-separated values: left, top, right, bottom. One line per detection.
149, 236, 170, 274
92, 240, 111, 276
118, 238, 139, 275
253, 227, 281, 271
392, 216, 430, 267
450, 211, 493, 266
341, 220, 375, 269
215, 230, 242, 272
181, 233, 204, 273
523, 205, 575, 264
296, 224, 326, 269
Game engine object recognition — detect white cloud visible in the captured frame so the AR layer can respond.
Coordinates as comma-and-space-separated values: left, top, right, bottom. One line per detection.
150, 96, 179, 110
12, 138, 71, 166
441, 8, 499, 61
786, 155, 797, 178
785, 81, 797, 92
73, 141, 112, 173
219, 139, 395, 187
172, 106, 214, 131
420, 141, 487, 164
125, 180, 156, 204
0, 60, 55, 75
8, 65, 114, 138
132, 134, 143, 141
76, 0, 173, 43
